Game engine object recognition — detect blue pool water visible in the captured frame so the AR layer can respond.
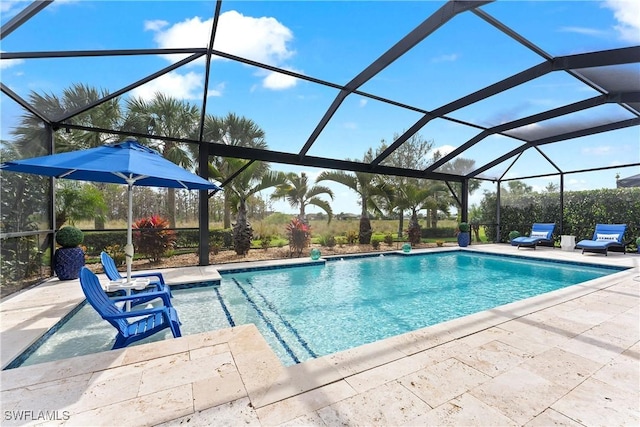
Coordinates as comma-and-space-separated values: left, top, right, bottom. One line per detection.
12, 251, 623, 368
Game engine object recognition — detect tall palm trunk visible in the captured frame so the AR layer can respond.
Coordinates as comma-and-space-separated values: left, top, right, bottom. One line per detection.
223, 193, 232, 229
359, 197, 372, 244
167, 187, 176, 228
298, 205, 306, 224
232, 199, 253, 255
93, 183, 106, 229
408, 210, 421, 245
397, 209, 404, 238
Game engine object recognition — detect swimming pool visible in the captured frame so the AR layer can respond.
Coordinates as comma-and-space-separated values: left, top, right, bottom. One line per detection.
9, 251, 625, 368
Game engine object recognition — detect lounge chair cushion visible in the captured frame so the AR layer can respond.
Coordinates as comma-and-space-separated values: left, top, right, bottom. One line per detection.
530, 231, 549, 239
595, 233, 620, 241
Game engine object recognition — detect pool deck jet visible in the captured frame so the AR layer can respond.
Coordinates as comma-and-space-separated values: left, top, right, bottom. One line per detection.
1, 245, 638, 426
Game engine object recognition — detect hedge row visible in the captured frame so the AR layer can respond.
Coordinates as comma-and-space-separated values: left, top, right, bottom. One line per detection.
420, 227, 457, 238
82, 228, 234, 256
480, 188, 640, 246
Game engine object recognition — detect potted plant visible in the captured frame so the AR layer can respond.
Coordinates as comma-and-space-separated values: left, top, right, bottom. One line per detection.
54, 226, 85, 280
457, 222, 471, 247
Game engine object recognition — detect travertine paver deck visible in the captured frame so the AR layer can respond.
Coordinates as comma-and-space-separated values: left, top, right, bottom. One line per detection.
1, 245, 638, 426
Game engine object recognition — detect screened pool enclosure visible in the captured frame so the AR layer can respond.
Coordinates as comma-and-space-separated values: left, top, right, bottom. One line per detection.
1, 1, 638, 293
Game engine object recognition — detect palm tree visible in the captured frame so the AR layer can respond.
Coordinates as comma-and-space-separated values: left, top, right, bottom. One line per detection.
271, 172, 334, 223
317, 154, 387, 244
209, 158, 286, 255
375, 133, 434, 237
394, 182, 445, 245
202, 113, 268, 229
11, 91, 68, 158
62, 84, 123, 228
124, 93, 200, 228
430, 154, 481, 226
60, 83, 123, 149
11, 83, 122, 228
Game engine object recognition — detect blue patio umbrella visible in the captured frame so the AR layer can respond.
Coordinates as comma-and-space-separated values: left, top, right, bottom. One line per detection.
1, 139, 221, 280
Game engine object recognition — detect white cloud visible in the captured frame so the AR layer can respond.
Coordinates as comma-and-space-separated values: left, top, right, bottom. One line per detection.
215, 10, 294, 64
144, 20, 169, 32
262, 70, 298, 90
148, 10, 294, 65
0, 54, 24, 70
146, 10, 296, 90
567, 178, 589, 190
150, 15, 211, 53
558, 26, 608, 37
359, 99, 368, 108
0, 0, 21, 14
433, 145, 456, 157
343, 122, 358, 130
130, 71, 222, 101
602, 0, 640, 42
582, 145, 612, 155
0, 0, 76, 16
431, 53, 459, 63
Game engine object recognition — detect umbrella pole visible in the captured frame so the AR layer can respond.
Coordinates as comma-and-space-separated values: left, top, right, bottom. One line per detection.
125, 181, 134, 282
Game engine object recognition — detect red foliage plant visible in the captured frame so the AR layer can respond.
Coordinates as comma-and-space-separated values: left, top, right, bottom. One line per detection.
133, 215, 177, 263
286, 217, 310, 257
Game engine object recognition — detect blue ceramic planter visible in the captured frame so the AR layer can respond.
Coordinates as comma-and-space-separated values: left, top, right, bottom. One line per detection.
54, 247, 85, 280
457, 232, 471, 247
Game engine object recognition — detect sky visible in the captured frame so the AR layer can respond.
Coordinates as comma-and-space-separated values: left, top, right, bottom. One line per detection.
1, 0, 639, 216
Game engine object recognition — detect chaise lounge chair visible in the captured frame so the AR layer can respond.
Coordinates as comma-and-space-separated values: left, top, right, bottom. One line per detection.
575, 224, 628, 256
511, 223, 556, 249
101, 251, 172, 304
79, 267, 182, 349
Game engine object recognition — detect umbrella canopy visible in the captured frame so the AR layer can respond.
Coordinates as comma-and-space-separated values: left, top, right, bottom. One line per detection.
1, 139, 221, 280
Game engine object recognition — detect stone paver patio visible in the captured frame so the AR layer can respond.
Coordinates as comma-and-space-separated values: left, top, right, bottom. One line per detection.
1, 245, 638, 426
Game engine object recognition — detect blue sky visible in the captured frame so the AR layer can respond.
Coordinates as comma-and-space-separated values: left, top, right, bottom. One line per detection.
1, 0, 639, 215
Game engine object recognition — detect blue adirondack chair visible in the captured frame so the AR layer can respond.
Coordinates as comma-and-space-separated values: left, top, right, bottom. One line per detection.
100, 251, 173, 302
79, 267, 182, 349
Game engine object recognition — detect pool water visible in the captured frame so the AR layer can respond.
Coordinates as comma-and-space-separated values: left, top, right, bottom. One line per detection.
13, 251, 621, 368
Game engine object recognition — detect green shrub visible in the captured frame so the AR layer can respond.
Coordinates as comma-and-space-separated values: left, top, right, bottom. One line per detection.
458, 222, 470, 233
55, 226, 84, 248
335, 236, 347, 247
82, 231, 127, 256
133, 215, 177, 263
104, 244, 125, 266
318, 234, 336, 248
259, 234, 272, 251
209, 235, 224, 255
345, 230, 358, 245
384, 233, 394, 246
508, 230, 521, 241
173, 229, 199, 248
210, 229, 233, 249
371, 236, 382, 249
